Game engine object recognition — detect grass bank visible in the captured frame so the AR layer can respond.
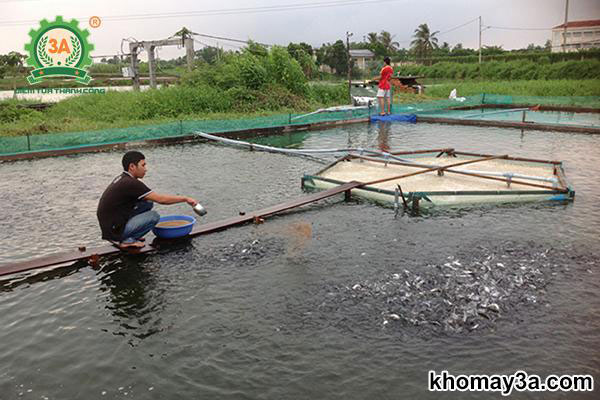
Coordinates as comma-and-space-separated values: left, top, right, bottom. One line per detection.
396, 59, 600, 80
422, 79, 600, 98
0, 82, 347, 137
1, 45, 351, 137
2, 76, 598, 138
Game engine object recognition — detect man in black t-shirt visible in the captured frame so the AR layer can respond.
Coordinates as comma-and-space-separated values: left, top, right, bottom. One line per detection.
97, 151, 198, 249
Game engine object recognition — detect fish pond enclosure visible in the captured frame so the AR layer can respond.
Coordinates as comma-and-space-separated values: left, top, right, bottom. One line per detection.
303, 149, 573, 209
1, 117, 599, 398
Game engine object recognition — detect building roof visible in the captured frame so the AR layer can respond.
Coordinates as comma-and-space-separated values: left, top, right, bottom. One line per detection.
552, 19, 600, 29
349, 49, 375, 58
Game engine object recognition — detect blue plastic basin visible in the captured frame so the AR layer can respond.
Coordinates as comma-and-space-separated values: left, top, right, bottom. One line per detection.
152, 215, 196, 239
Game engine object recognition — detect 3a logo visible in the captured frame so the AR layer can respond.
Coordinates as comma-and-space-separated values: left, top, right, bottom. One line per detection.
24, 16, 94, 85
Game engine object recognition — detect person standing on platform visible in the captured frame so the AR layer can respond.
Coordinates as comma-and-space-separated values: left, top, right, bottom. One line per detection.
377, 56, 394, 116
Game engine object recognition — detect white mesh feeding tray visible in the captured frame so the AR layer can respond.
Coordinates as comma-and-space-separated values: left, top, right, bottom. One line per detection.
301, 148, 575, 209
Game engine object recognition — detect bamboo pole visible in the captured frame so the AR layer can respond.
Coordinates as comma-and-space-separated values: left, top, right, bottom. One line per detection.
389, 148, 454, 156
554, 165, 568, 189
446, 170, 564, 191
352, 154, 565, 191
397, 184, 409, 209
451, 151, 561, 165
362, 155, 506, 186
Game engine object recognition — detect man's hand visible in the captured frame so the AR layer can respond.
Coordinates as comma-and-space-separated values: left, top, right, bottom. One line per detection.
146, 192, 198, 206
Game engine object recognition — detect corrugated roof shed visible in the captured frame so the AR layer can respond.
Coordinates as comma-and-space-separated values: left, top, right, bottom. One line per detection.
349, 49, 375, 57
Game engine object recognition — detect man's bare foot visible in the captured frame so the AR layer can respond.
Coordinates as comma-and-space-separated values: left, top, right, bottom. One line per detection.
118, 241, 145, 249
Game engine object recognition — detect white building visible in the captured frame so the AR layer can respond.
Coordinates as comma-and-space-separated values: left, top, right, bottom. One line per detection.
551, 19, 600, 52
349, 49, 375, 70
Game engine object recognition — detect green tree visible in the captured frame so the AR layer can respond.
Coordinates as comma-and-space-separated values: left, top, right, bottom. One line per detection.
194, 47, 223, 64
410, 23, 439, 64
237, 54, 267, 90
107, 55, 121, 65
482, 45, 505, 56
379, 31, 399, 54
0, 52, 25, 89
450, 43, 475, 57
267, 46, 308, 95
315, 44, 329, 66
366, 32, 379, 47
525, 43, 545, 52
295, 49, 317, 79
433, 41, 451, 57
364, 31, 397, 58
174, 27, 192, 39
287, 42, 317, 78
321, 40, 349, 75
245, 40, 269, 58
287, 42, 313, 59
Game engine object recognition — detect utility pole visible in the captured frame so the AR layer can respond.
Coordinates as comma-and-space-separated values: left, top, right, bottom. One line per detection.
346, 31, 353, 104
562, 0, 569, 53
478, 16, 482, 64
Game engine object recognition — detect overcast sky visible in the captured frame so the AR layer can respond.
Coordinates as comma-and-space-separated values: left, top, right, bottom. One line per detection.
1, 0, 599, 61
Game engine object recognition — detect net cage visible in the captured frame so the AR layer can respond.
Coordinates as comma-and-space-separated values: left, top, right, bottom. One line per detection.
301, 149, 574, 209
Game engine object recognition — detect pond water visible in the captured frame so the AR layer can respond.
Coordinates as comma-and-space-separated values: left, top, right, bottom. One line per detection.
0, 122, 599, 399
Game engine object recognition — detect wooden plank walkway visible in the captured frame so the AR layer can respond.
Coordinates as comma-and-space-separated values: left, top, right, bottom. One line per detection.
0, 181, 361, 278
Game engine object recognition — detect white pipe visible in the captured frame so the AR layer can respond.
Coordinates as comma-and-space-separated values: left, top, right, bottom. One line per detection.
195, 131, 385, 157
195, 132, 557, 184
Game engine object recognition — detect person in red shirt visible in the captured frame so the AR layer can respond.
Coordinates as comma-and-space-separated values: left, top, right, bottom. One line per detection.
377, 56, 393, 115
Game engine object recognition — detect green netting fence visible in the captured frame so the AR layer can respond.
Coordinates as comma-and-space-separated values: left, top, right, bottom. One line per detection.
1, 94, 599, 156
0, 108, 374, 156
411, 94, 600, 128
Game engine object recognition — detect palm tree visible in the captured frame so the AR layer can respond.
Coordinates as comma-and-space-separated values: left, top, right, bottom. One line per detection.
379, 30, 399, 54
411, 23, 439, 64
366, 32, 379, 47
174, 27, 192, 39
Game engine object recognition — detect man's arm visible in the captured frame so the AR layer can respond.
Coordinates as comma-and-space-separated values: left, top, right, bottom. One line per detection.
145, 192, 198, 206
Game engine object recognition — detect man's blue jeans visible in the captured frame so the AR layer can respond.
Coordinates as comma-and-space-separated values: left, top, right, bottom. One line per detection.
121, 201, 160, 243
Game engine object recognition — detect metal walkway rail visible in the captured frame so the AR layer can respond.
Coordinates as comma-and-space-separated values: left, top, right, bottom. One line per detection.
0, 181, 361, 278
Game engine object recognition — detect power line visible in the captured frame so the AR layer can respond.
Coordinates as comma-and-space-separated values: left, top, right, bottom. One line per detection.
193, 39, 211, 47
191, 32, 272, 47
0, 0, 402, 26
487, 26, 552, 31
355, 17, 481, 46
437, 17, 479, 36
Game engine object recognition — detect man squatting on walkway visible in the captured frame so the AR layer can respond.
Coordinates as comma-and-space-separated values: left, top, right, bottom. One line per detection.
377, 56, 394, 116
97, 151, 199, 249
